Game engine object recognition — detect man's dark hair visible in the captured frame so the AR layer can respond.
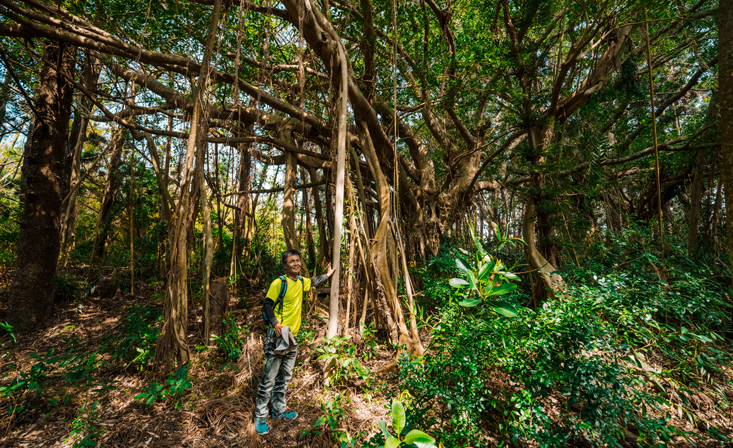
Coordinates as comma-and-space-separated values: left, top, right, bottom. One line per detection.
281, 249, 302, 266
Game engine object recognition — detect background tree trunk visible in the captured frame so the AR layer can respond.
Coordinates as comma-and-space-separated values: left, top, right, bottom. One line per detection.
8, 40, 75, 329
60, 52, 100, 253
235, 138, 252, 260
309, 166, 329, 270
282, 150, 299, 250
721, 0, 733, 285
92, 130, 125, 259
0, 72, 9, 127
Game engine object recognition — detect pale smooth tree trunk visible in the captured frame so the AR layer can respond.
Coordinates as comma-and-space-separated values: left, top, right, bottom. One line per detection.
327, 45, 349, 339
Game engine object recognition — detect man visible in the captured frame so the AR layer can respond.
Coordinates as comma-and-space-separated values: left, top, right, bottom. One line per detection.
254, 249, 335, 435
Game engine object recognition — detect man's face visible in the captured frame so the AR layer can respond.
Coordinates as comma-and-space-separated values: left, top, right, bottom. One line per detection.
285, 254, 301, 277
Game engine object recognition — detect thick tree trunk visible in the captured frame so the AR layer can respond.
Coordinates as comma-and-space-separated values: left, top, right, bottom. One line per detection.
522, 197, 565, 300
8, 40, 75, 329
720, 0, 733, 284
357, 121, 420, 354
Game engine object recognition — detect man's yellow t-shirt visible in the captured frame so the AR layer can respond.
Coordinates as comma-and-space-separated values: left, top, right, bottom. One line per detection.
265, 276, 311, 336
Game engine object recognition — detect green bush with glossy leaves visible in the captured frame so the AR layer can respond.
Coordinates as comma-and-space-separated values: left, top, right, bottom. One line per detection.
396, 228, 724, 447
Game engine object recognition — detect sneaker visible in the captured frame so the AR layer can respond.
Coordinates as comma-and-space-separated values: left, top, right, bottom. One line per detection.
254, 418, 269, 435
271, 410, 298, 420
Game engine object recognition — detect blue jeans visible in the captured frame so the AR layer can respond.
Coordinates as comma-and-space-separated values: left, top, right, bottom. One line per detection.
255, 329, 298, 418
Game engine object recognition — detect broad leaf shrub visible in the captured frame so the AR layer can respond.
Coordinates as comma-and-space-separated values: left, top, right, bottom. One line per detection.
399, 228, 732, 446
400, 295, 674, 447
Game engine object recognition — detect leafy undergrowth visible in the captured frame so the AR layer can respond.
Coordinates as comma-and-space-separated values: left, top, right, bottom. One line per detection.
399, 229, 733, 447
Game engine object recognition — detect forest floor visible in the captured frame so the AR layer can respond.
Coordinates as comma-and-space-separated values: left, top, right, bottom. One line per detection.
0, 283, 402, 448
1, 281, 733, 447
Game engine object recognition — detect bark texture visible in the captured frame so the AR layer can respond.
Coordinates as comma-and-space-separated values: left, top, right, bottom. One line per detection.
8, 40, 75, 329
722, 0, 733, 284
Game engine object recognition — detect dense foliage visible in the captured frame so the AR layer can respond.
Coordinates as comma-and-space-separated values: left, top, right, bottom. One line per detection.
400, 229, 732, 446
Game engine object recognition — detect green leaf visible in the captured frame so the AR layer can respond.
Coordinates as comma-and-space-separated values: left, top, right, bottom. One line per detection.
497, 271, 519, 281
449, 278, 469, 288
466, 270, 478, 290
455, 258, 469, 273
458, 298, 482, 308
403, 429, 435, 445
378, 419, 393, 439
489, 300, 518, 317
313, 416, 325, 428
486, 283, 517, 296
392, 400, 406, 435
477, 260, 496, 281
385, 436, 401, 448
693, 334, 713, 343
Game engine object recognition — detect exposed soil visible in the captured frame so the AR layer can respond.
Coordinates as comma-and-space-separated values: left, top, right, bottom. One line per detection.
0, 286, 397, 448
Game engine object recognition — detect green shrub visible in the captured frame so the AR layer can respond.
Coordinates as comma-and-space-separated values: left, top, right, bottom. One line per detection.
100, 304, 161, 371
213, 315, 247, 367
400, 227, 732, 446
400, 296, 676, 447
316, 335, 370, 386
134, 364, 192, 409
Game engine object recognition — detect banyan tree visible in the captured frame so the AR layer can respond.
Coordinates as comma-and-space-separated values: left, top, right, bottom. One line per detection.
0, 0, 724, 364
